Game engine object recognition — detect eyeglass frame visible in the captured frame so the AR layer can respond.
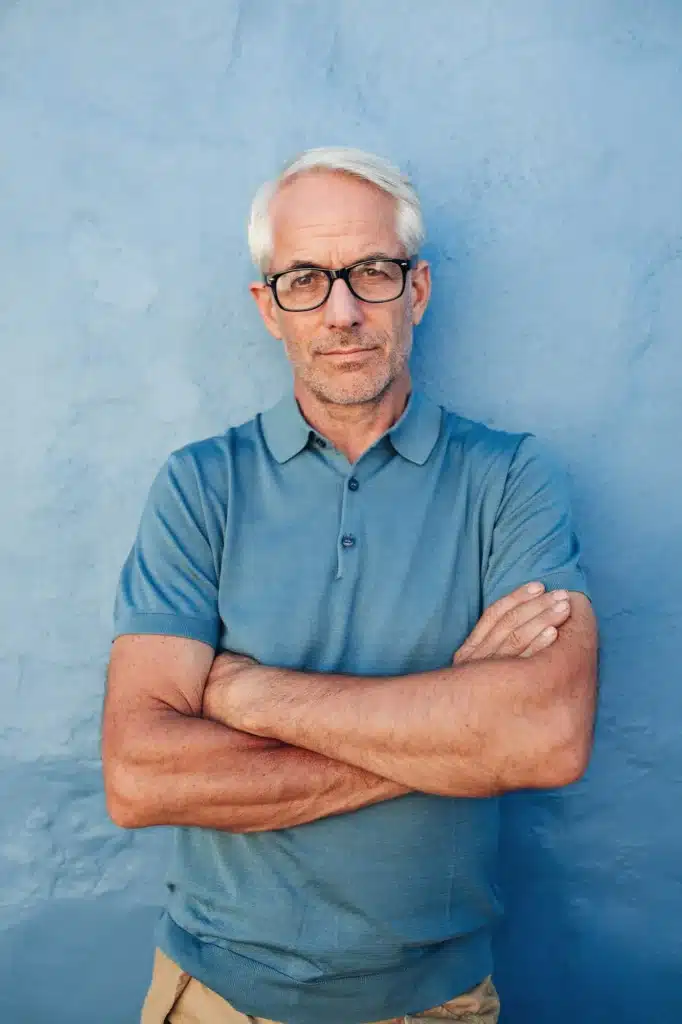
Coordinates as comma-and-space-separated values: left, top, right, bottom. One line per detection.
263, 256, 417, 312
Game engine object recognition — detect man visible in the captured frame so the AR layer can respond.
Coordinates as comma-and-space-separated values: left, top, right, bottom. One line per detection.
103, 147, 597, 1024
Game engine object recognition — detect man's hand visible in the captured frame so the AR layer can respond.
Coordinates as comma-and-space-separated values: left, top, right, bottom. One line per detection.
453, 582, 571, 665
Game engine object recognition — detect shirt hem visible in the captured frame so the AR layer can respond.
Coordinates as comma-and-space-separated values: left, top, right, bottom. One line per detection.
158, 911, 494, 1024
112, 612, 219, 647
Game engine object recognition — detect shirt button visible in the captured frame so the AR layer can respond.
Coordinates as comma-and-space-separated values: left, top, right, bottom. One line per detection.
341, 534, 356, 549
348, 477, 359, 491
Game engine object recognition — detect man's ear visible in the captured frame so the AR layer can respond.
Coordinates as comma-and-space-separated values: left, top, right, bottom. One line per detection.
249, 281, 283, 340
410, 260, 431, 326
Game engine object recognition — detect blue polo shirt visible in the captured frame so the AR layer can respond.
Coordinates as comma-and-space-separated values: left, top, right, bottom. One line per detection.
114, 390, 589, 1024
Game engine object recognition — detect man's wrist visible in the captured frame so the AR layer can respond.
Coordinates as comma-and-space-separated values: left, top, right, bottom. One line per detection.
204, 657, 292, 736
202, 653, 259, 724
235, 663, 292, 736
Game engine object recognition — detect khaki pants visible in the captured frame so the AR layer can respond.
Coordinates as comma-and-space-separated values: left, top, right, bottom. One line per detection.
141, 948, 500, 1024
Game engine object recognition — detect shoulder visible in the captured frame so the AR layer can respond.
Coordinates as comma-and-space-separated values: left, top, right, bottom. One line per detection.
162, 413, 263, 493
437, 405, 570, 507
440, 406, 529, 472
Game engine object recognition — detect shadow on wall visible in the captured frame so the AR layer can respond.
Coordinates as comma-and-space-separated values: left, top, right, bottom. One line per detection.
0, 895, 158, 1024
493, 606, 682, 1020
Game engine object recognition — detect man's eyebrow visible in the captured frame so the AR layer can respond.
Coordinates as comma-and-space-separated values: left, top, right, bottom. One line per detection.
278, 260, 325, 273
354, 251, 395, 263
276, 251, 396, 274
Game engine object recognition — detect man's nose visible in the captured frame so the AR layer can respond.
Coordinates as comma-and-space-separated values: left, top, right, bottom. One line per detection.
323, 277, 364, 329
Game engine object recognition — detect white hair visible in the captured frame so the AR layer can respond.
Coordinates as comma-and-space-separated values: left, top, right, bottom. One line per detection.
248, 146, 425, 272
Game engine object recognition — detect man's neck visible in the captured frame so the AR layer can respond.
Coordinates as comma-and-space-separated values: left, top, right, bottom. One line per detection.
295, 378, 411, 464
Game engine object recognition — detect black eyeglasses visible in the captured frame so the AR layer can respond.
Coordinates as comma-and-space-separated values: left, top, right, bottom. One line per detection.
264, 257, 416, 312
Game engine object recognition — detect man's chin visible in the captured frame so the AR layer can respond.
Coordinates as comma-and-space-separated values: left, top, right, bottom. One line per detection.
307, 374, 392, 406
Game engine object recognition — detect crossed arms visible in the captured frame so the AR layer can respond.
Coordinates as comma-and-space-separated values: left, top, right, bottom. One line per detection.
102, 584, 597, 833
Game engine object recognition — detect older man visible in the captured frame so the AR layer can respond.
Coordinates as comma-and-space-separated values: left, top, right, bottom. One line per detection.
103, 147, 597, 1024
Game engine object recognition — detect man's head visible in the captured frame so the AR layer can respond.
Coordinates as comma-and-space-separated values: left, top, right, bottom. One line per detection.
248, 148, 431, 408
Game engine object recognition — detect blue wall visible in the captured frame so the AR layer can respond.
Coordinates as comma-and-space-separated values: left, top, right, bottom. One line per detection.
1, 2, 681, 1020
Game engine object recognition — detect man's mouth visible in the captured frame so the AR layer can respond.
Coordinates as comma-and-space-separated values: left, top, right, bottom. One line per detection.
319, 346, 377, 357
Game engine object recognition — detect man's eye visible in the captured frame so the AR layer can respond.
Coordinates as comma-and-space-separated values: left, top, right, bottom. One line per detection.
291, 272, 318, 289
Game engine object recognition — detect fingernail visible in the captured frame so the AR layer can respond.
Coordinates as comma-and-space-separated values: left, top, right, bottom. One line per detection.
543, 626, 557, 638
553, 590, 568, 602
554, 600, 570, 613
527, 582, 544, 594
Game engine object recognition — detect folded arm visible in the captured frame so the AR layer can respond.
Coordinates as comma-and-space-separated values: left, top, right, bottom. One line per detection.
102, 634, 408, 834
103, 584, 574, 832
205, 593, 597, 797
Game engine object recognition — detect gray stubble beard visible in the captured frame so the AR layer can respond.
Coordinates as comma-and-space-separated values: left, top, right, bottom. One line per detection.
289, 326, 413, 408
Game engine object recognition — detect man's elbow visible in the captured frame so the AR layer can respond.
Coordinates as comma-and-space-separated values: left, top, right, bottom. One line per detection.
543, 736, 592, 788
107, 799, 142, 830
538, 703, 594, 789
103, 758, 153, 830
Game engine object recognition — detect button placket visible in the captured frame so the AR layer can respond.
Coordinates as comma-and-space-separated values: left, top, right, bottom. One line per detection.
335, 472, 361, 579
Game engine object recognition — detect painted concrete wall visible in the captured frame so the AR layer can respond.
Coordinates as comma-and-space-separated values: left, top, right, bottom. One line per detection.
1, 2, 681, 1020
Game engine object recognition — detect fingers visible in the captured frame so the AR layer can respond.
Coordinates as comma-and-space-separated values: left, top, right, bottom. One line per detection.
519, 626, 557, 658
454, 588, 572, 664
489, 592, 571, 658
456, 581, 546, 658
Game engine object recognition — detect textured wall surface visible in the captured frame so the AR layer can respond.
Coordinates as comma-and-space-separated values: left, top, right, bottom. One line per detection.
1, 2, 681, 1021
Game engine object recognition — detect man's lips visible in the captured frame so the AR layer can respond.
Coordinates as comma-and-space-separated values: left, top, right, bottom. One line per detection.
318, 346, 378, 356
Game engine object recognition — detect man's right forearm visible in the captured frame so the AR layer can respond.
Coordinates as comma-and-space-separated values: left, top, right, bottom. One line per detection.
104, 709, 408, 833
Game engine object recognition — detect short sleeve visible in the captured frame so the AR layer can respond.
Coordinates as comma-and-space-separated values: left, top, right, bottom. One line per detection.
483, 435, 590, 609
113, 451, 221, 647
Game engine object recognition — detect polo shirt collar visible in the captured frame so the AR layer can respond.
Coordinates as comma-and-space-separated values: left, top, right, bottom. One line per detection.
389, 390, 443, 465
260, 392, 313, 463
261, 389, 442, 466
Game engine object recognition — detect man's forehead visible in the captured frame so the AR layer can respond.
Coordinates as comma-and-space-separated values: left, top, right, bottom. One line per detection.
269, 170, 400, 261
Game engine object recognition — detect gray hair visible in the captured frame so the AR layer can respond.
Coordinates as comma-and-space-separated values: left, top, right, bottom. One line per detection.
248, 146, 425, 272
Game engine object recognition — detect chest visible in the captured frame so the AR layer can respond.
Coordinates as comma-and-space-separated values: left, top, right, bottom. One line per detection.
216, 450, 490, 675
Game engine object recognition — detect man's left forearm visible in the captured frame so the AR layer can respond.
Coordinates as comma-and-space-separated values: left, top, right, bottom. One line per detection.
208, 607, 596, 797
220, 661, 554, 796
